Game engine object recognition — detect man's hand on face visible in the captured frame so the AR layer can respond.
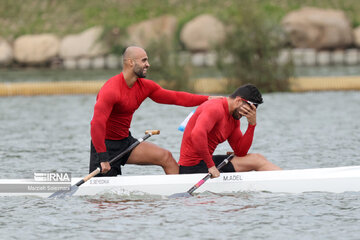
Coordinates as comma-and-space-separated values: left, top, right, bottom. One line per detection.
240, 103, 257, 125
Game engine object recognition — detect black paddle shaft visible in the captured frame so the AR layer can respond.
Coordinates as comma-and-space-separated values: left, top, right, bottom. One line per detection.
48, 130, 160, 199
109, 133, 152, 164
75, 133, 154, 187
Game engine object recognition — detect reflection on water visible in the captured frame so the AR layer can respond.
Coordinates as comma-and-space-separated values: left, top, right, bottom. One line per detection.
2, 186, 360, 239
2, 65, 360, 84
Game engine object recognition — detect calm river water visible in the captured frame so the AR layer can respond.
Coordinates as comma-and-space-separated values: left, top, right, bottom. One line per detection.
0, 78, 360, 239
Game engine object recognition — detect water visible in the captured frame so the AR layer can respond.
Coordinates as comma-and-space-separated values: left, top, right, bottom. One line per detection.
2, 65, 360, 83
1, 91, 360, 239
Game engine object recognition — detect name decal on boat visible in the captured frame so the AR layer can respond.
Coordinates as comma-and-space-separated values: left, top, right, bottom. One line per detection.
223, 175, 243, 181
90, 179, 110, 185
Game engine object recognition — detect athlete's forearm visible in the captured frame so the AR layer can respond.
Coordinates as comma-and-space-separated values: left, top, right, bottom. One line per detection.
191, 129, 214, 168
238, 124, 255, 156
150, 87, 208, 106
90, 96, 114, 154
90, 115, 108, 153
230, 124, 255, 157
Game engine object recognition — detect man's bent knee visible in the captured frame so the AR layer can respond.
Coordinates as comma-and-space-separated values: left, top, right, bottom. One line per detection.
248, 153, 266, 161
250, 153, 281, 171
159, 149, 179, 174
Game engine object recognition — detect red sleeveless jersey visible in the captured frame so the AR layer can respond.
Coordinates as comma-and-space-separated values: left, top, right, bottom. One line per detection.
91, 72, 208, 153
179, 98, 255, 168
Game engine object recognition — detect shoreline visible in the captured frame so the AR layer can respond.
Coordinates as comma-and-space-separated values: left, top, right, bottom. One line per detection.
1, 76, 360, 96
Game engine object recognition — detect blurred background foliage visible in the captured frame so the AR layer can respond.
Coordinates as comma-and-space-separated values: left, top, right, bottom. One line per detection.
216, 3, 293, 92
1, 0, 357, 92
146, 38, 192, 91
1, 0, 359, 38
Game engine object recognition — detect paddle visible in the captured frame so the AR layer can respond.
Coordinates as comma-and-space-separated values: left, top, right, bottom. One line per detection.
48, 130, 160, 199
168, 153, 235, 198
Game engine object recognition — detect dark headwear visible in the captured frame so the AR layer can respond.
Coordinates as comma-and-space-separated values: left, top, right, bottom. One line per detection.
229, 84, 264, 105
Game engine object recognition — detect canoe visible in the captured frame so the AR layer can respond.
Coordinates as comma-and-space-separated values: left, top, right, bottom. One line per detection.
1, 165, 360, 197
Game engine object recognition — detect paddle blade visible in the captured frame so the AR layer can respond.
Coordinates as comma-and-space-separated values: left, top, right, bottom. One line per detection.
48, 185, 79, 199
168, 192, 193, 199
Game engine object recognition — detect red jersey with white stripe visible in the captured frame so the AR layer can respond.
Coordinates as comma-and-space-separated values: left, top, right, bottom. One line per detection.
179, 97, 255, 168
91, 72, 208, 153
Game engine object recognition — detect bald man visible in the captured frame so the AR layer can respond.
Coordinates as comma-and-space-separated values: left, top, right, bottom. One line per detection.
89, 46, 211, 176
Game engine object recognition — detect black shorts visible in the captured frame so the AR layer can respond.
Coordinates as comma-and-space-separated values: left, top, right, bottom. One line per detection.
89, 133, 138, 176
179, 155, 235, 174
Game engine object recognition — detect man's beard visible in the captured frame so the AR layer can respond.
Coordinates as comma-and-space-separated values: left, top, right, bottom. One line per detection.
134, 63, 147, 78
232, 107, 242, 120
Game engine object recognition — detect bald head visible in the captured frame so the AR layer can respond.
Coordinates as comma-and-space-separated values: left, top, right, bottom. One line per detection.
122, 46, 150, 78
123, 46, 147, 63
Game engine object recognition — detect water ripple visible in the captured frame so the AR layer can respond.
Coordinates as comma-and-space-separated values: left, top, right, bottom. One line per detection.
1, 92, 360, 239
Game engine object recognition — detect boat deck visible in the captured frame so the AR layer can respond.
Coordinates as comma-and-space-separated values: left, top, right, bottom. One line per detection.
1, 165, 360, 197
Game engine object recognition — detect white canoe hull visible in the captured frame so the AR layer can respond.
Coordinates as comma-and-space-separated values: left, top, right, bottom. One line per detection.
1, 165, 360, 197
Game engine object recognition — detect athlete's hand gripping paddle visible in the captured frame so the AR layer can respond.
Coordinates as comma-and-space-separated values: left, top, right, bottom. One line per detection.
168, 153, 234, 198
49, 130, 160, 199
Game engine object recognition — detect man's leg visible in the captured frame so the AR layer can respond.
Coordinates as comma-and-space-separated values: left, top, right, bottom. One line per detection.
231, 153, 281, 172
127, 141, 179, 174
